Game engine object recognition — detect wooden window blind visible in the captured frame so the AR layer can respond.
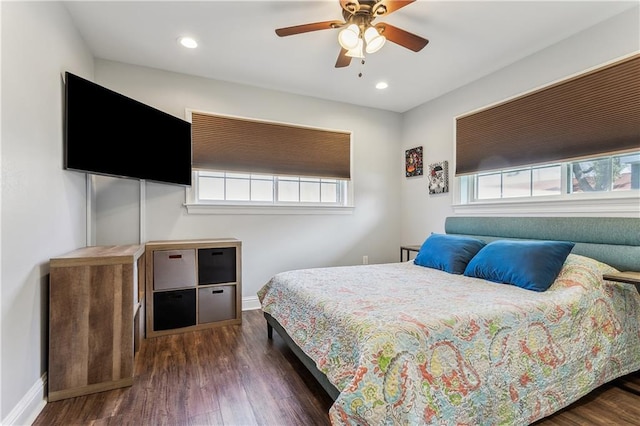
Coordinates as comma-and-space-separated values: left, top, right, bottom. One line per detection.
455, 54, 640, 176
191, 111, 351, 179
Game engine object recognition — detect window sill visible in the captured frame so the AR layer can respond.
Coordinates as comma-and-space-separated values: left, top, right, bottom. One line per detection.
453, 192, 640, 216
184, 203, 355, 215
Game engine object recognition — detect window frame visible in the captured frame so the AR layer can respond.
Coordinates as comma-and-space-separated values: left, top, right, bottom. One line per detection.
454, 153, 640, 216
184, 170, 354, 215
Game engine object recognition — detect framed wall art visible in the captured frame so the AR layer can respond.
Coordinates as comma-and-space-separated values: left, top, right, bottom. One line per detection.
405, 146, 423, 177
428, 160, 449, 194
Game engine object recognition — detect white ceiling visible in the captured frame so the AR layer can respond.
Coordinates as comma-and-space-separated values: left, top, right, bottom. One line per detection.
63, 1, 638, 113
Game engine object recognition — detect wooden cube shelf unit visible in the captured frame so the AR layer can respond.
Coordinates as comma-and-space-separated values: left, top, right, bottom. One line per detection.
145, 238, 242, 338
48, 244, 145, 401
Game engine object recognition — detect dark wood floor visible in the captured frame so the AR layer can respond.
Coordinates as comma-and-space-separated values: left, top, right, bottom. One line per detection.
34, 309, 640, 425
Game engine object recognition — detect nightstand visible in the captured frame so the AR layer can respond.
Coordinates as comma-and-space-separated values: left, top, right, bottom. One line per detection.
400, 245, 421, 262
603, 271, 640, 293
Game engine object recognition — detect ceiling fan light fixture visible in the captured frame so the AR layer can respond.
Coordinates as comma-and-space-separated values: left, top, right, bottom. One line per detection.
364, 26, 385, 54
345, 38, 364, 58
338, 24, 360, 50
274, 0, 427, 69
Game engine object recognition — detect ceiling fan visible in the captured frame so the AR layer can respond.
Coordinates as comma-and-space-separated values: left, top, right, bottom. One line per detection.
275, 0, 429, 68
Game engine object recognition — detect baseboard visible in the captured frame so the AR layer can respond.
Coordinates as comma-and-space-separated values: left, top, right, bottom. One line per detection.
3, 373, 47, 426
242, 295, 261, 311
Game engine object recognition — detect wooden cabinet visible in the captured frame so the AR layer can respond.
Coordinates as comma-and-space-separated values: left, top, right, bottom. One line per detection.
145, 238, 242, 338
48, 244, 145, 402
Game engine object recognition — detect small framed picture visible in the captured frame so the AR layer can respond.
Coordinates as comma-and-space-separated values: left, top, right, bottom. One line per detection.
428, 161, 449, 194
405, 146, 423, 177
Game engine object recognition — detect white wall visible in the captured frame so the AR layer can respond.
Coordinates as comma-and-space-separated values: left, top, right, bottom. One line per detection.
400, 6, 640, 244
1, 2, 93, 424
92, 60, 403, 304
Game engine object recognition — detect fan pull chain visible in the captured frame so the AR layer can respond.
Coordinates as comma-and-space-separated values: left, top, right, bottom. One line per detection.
358, 59, 365, 78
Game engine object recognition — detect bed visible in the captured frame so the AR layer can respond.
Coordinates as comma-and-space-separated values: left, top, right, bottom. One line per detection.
257, 216, 640, 425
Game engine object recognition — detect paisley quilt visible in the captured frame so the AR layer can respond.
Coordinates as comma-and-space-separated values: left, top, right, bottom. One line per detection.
257, 254, 640, 425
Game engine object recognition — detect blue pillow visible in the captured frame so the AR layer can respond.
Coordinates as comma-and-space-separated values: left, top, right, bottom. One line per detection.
414, 233, 486, 274
463, 240, 575, 292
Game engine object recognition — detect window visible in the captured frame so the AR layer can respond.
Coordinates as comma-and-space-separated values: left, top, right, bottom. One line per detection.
466, 152, 639, 202
190, 170, 349, 207
186, 110, 352, 214
454, 55, 639, 215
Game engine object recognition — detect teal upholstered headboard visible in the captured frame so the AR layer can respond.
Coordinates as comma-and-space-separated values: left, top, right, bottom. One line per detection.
445, 216, 640, 272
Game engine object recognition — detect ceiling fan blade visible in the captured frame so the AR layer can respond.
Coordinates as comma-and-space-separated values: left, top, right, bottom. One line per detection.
374, 1, 415, 16
275, 20, 344, 37
375, 22, 429, 52
335, 48, 352, 68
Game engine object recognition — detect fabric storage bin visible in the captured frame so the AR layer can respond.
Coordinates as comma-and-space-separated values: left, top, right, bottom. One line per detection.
153, 289, 196, 330
198, 248, 236, 285
153, 249, 196, 290
198, 286, 236, 323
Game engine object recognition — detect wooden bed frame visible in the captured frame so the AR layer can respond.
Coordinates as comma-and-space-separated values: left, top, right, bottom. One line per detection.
264, 216, 640, 403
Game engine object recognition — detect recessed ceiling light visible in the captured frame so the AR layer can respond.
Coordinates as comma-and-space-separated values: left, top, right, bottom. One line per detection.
178, 36, 198, 49
376, 81, 389, 90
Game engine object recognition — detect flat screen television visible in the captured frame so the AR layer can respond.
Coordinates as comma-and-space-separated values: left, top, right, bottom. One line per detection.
64, 71, 192, 186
